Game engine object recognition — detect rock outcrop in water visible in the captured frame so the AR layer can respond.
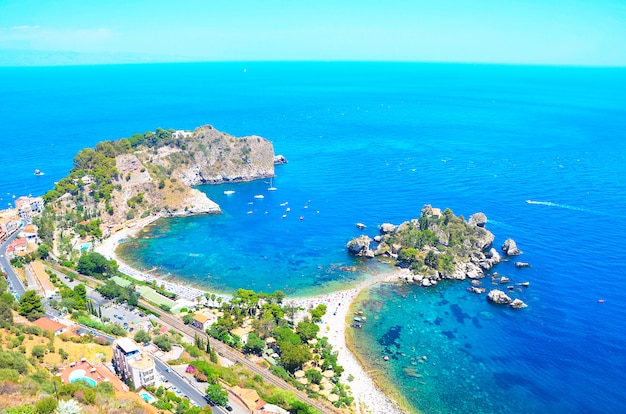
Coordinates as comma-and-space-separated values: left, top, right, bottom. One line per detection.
501, 238, 522, 256
487, 289, 512, 304
346, 235, 375, 258
468, 212, 487, 227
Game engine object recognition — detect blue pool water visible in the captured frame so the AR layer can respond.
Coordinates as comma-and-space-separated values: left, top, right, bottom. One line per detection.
70, 376, 97, 387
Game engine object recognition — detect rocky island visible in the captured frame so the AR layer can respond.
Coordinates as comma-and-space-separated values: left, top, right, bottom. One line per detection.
347, 205, 529, 308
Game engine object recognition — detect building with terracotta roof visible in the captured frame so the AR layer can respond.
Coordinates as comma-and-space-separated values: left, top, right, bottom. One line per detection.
6, 237, 27, 259
20, 223, 38, 242
229, 385, 266, 412
32, 317, 69, 335
192, 312, 216, 331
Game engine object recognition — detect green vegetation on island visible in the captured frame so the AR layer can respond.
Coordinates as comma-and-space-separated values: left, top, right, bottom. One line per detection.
348, 205, 498, 286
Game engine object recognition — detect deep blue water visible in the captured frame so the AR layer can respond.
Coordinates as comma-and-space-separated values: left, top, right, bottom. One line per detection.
2, 62, 626, 413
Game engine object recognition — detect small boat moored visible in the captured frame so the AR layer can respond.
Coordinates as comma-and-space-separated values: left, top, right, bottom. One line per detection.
34, 169, 44, 176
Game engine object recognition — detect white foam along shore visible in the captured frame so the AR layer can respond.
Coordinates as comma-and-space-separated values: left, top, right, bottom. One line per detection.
94, 215, 406, 414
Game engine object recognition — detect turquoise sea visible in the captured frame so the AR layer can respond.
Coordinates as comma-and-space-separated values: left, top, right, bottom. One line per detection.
2, 62, 626, 413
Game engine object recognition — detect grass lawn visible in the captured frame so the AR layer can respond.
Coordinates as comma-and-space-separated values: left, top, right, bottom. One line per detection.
137, 285, 176, 308
111, 275, 132, 288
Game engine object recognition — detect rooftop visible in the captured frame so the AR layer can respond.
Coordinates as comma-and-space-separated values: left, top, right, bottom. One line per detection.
116, 337, 140, 354
32, 317, 67, 333
193, 313, 211, 323
129, 352, 155, 371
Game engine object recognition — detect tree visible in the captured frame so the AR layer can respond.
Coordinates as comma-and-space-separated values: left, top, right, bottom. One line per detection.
153, 335, 172, 352
34, 396, 57, 414
182, 314, 194, 325
76, 252, 118, 278
280, 342, 311, 373
134, 329, 151, 344
31, 345, 46, 360
296, 321, 320, 342
305, 368, 323, 384
18, 290, 44, 321
244, 332, 265, 356
96, 280, 122, 299
74, 284, 87, 301
0, 302, 13, 328
424, 250, 439, 269
310, 304, 327, 323
37, 244, 50, 260
271, 290, 286, 304
205, 384, 228, 406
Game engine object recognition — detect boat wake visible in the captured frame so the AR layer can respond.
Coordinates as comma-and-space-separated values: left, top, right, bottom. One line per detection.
525, 199, 590, 213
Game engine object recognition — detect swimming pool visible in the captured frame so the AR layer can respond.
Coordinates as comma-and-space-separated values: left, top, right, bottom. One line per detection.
139, 391, 157, 404
68, 369, 97, 386
70, 376, 97, 386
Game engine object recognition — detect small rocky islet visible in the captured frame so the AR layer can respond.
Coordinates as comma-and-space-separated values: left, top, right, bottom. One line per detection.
347, 205, 529, 309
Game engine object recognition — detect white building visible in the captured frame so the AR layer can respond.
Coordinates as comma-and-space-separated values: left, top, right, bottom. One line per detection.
112, 338, 157, 390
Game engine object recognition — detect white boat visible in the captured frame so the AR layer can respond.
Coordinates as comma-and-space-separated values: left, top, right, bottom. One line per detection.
224, 190, 235, 195
286, 207, 291, 212
34, 169, 44, 176
254, 194, 265, 199
268, 177, 277, 191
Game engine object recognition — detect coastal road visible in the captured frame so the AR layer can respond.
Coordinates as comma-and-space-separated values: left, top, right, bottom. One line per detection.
153, 356, 211, 409
0, 227, 26, 298
138, 299, 338, 414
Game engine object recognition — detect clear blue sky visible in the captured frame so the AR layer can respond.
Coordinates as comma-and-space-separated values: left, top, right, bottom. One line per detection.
1, 0, 625, 66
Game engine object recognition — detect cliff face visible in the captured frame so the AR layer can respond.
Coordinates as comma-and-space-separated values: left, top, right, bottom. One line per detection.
45, 125, 276, 229
170, 125, 275, 186
108, 125, 274, 224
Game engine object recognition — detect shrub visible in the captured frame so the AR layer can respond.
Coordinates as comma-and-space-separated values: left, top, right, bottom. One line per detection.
34, 397, 57, 414
31, 345, 46, 360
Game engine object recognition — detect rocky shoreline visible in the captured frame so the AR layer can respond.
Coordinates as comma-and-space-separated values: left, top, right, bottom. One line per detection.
347, 205, 530, 308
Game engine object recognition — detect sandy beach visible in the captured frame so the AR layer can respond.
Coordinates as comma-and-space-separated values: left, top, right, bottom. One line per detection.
95, 215, 406, 414
285, 270, 407, 414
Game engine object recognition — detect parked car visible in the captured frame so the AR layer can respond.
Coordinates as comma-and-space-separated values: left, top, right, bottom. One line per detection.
225, 405, 233, 411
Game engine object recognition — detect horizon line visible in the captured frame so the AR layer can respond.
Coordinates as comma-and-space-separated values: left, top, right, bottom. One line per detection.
1, 59, 625, 69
